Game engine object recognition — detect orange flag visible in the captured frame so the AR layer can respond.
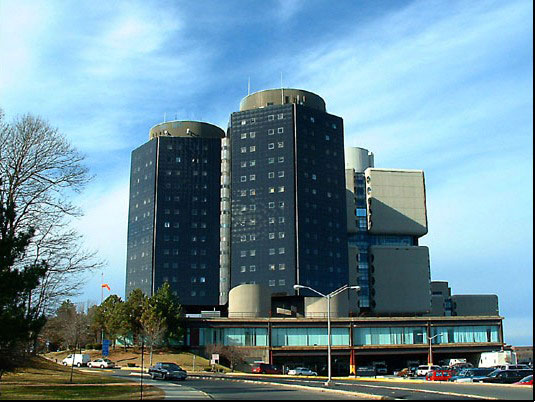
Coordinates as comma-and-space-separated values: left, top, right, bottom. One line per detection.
101, 283, 111, 291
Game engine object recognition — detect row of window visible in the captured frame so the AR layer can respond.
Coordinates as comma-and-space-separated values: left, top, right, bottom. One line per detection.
240, 156, 285, 167
240, 114, 284, 126
240, 142, 284, 153
240, 263, 287, 272
191, 325, 500, 347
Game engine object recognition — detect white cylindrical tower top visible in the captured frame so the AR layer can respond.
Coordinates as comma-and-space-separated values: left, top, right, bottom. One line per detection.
345, 147, 374, 172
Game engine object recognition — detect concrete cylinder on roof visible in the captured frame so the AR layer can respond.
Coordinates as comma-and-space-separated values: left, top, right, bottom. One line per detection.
304, 294, 349, 318
345, 147, 374, 172
228, 284, 270, 318
149, 120, 224, 140
239, 88, 326, 112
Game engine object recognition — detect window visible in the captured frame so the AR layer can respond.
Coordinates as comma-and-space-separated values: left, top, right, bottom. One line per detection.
250, 117, 255, 123
241, 147, 247, 153
269, 233, 275, 239
249, 204, 256, 211
279, 247, 285, 254
240, 176, 247, 182
268, 157, 275, 164
240, 265, 246, 273
164, 222, 170, 228
240, 251, 247, 257
240, 161, 247, 168
241, 120, 247, 125
249, 265, 256, 272
250, 174, 256, 181
279, 201, 285, 208
279, 232, 285, 238
277, 113, 284, 120
268, 143, 275, 150
249, 189, 256, 195
278, 127, 284, 133
250, 250, 256, 256
250, 131, 256, 138
268, 172, 275, 179
268, 115, 274, 121
279, 217, 285, 223
269, 280, 276, 286
279, 279, 286, 286
269, 187, 275, 193
278, 171, 284, 178
269, 248, 275, 255
268, 128, 274, 135
241, 133, 247, 139
268, 202, 275, 208
249, 146, 256, 152
269, 264, 275, 271
278, 156, 284, 163
278, 142, 284, 148
279, 263, 286, 270
278, 186, 285, 192
269, 217, 275, 224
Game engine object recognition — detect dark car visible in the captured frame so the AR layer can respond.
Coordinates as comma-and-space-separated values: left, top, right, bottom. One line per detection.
148, 362, 187, 381
449, 367, 495, 382
478, 369, 533, 384
251, 363, 282, 374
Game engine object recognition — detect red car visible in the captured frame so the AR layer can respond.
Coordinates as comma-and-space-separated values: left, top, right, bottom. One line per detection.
513, 375, 533, 385
251, 363, 282, 374
426, 369, 455, 381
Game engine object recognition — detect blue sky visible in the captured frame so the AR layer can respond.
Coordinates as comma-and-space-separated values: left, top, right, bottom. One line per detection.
0, 0, 532, 346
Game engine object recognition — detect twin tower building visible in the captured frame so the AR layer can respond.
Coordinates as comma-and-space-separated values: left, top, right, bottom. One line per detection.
125, 88, 464, 317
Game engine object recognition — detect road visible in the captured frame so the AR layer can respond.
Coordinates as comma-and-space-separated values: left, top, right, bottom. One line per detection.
93, 369, 534, 400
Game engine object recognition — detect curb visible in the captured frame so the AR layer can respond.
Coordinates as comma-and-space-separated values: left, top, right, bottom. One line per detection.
190, 374, 389, 400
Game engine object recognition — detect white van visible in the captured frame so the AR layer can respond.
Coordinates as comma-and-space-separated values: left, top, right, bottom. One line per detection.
478, 351, 517, 368
62, 354, 91, 367
416, 364, 441, 377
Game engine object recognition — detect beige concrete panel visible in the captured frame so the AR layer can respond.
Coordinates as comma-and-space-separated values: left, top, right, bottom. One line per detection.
365, 169, 428, 237
239, 88, 326, 112
149, 120, 224, 140
370, 246, 431, 314
228, 284, 271, 318
451, 295, 499, 316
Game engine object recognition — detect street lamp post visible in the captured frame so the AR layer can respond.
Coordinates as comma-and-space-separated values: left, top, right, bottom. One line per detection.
293, 284, 360, 386
417, 332, 443, 365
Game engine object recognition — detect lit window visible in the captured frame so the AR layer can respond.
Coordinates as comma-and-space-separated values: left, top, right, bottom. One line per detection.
269, 217, 275, 224
278, 186, 285, 192
249, 265, 256, 272
241, 120, 247, 125
241, 133, 247, 139
278, 142, 284, 148
269, 187, 275, 193
250, 146, 256, 152
250, 250, 256, 256
250, 174, 256, 181
250, 160, 256, 166
249, 189, 256, 195
279, 232, 285, 238
240, 265, 246, 272
279, 263, 286, 270
241, 147, 247, 153
269, 264, 275, 271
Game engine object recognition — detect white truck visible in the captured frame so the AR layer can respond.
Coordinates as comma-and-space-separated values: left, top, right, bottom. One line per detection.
478, 351, 517, 368
62, 353, 91, 367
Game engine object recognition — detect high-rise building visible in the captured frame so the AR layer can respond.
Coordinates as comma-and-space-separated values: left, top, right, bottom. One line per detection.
125, 121, 224, 307
229, 89, 349, 297
345, 147, 431, 315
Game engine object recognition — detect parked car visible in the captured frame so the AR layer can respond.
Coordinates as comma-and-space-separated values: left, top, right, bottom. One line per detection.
287, 367, 317, 376
492, 364, 530, 370
478, 369, 533, 384
374, 363, 388, 375
426, 369, 454, 381
62, 354, 91, 367
416, 364, 441, 377
87, 358, 115, 369
513, 375, 533, 386
251, 363, 282, 374
449, 368, 495, 382
148, 362, 187, 381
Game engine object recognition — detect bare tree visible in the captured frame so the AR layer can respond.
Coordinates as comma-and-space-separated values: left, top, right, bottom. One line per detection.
0, 111, 102, 323
140, 300, 167, 366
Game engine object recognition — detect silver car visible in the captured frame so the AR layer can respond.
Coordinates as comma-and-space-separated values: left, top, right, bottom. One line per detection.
287, 367, 318, 376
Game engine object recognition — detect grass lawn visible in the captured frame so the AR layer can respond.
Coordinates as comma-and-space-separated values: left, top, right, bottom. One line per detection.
44, 349, 229, 373
0, 357, 163, 400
